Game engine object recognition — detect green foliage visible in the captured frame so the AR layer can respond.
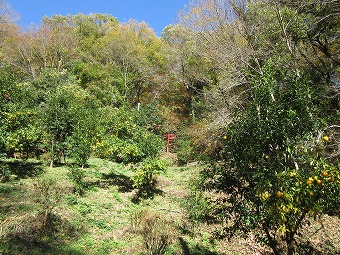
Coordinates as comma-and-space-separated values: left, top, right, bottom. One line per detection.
94, 106, 164, 164
66, 106, 97, 167
0, 13, 178, 167
176, 135, 195, 165
31, 176, 64, 230
199, 60, 340, 254
67, 166, 86, 195
185, 188, 219, 225
132, 158, 168, 193
0, 162, 10, 182
136, 102, 164, 134
0, 76, 41, 157
40, 85, 76, 165
40, 81, 97, 167
4, 111, 41, 157
30, 68, 79, 103
72, 62, 125, 106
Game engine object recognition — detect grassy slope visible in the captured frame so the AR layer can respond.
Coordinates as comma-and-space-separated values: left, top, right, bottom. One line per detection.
0, 157, 339, 255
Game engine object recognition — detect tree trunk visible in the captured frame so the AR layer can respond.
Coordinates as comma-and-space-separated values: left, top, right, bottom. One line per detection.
286, 225, 298, 255
286, 237, 296, 255
264, 227, 281, 255
50, 140, 55, 168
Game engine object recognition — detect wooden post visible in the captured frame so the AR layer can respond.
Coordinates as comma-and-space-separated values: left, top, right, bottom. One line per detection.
164, 133, 176, 153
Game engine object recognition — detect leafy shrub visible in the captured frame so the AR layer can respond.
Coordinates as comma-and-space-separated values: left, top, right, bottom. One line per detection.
176, 135, 194, 165
135, 102, 164, 134
132, 158, 168, 193
4, 111, 41, 158
67, 166, 86, 195
130, 208, 174, 255
0, 162, 10, 182
135, 130, 164, 160
93, 136, 143, 163
185, 189, 220, 225
94, 106, 164, 164
31, 177, 65, 230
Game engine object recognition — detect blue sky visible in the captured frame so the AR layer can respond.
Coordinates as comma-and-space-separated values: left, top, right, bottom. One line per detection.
8, 0, 189, 36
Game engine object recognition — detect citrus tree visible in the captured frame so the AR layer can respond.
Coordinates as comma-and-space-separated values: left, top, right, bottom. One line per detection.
93, 106, 164, 164
66, 92, 98, 168
40, 84, 96, 167
0, 67, 15, 155
0, 69, 41, 158
199, 60, 339, 255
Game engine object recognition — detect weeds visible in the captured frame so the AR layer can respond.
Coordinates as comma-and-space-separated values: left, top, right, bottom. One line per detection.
31, 177, 64, 230
0, 176, 70, 254
1, 158, 339, 254
0, 162, 10, 182
68, 166, 86, 195
130, 208, 175, 255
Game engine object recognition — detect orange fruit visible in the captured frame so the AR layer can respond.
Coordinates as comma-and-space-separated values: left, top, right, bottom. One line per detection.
276, 191, 284, 198
321, 171, 329, 177
323, 135, 329, 142
306, 177, 314, 185
316, 179, 322, 186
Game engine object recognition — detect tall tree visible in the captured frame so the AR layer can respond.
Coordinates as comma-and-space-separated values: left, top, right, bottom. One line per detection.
2, 21, 78, 78
179, 1, 340, 254
0, 0, 18, 24
93, 20, 165, 107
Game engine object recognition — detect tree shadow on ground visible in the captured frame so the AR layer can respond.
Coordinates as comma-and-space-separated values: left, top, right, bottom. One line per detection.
325, 204, 340, 216
88, 170, 164, 203
178, 237, 220, 255
100, 172, 135, 192
297, 240, 339, 255
1, 213, 85, 255
0, 159, 44, 180
0, 181, 33, 218
131, 186, 164, 204
1, 236, 86, 255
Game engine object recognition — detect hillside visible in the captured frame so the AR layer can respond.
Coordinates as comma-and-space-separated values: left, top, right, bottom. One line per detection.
0, 1, 339, 254
1, 156, 339, 255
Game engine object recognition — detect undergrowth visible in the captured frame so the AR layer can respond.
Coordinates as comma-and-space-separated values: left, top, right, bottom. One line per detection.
0, 157, 339, 255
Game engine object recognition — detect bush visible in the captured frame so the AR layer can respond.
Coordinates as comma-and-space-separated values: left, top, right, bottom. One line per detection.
67, 166, 86, 195
176, 135, 195, 165
31, 177, 64, 230
132, 158, 168, 195
185, 189, 220, 225
130, 208, 174, 255
93, 106, 164, 164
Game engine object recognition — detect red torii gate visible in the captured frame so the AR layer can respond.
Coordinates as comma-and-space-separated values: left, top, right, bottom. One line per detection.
163, 133, 176, 153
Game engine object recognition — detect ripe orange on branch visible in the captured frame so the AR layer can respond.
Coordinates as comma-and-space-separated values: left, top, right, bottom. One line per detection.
276, 191, 284, 198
